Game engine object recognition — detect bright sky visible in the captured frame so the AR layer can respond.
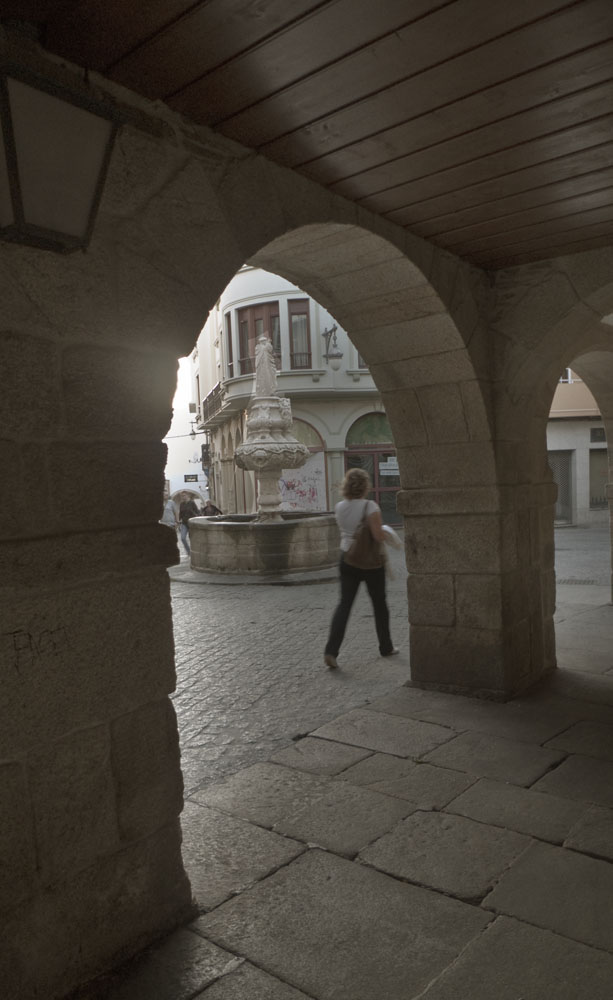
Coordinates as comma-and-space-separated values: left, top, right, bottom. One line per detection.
165, 357, 193, 437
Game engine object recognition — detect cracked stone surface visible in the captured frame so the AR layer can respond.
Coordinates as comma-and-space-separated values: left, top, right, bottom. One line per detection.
564, 805, 613, 860
359, 810, 530, 902
419, 916, 613, 1000
194, 849, 490, 1000
423, 730, 566, 786
367, 685, 582, 744
532, 754, 613, 806
545, 720, 613, 761
446, 778, 586, 843
191, 761, 414, 857
268, 737, 371, 775
340, 757, 475, 808
75, 928, 240, 1000
197, 961, 312, 998
180, 800, 304, 911
311, 707, 453, 757
484, 840, 613, 952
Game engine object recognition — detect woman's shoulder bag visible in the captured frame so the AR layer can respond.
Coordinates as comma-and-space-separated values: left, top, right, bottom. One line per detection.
344, 501, 384, 570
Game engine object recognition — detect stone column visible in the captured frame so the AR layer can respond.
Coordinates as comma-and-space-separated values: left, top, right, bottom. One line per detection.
399, 479, 557, 699
607, 482, 613, 604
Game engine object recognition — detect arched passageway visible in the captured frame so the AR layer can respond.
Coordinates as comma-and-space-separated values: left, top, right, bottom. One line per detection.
4, 69, 613, 995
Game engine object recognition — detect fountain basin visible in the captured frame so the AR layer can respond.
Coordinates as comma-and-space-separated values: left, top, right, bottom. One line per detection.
190, 512, 339, 575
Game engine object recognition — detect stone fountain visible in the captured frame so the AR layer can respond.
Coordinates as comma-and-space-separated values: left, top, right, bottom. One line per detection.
235, 335, 310, 519
189, 335, 338, 577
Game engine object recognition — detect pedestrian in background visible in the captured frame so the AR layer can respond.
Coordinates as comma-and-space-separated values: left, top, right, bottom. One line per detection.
179, 493, 199, 556
324, 467, 398, 668
160, 493, 179, 530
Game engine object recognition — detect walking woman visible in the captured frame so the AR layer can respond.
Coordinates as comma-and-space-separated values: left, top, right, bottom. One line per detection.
324, 467, 398, 668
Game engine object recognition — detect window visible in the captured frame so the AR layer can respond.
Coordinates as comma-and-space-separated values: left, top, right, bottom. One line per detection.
288, 299, 311, 369
225, 312, 233, 378
236, 302, 280, 375
559, 368, 573, 383
590, 426, 606, 443
357, 353, 368, 370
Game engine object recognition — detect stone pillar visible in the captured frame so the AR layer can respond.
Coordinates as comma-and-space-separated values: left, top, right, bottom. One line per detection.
399, 479, 557, 699
607, 482, 613, 604
0, 314, 194, 997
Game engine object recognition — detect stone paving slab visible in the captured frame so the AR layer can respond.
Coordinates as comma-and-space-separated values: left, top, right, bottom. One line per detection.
359, 810, 530, 902
540, 671, 613, 713
311, 708, 453, 758
342, 759, 475, 809
75, 929, 240, 1000
555, 624, 613, 657
545, 720, 613, 761
269, 736, 371, 775
193, 763, 331, 828
269, 781, 414, 857
192, 761, 414, 857
556, 647, 613, 673
419, 915, 613, 1000
484, 840, 613, 953
446, 778, 587, 843
336, 751, 414, 786
564, 805, 613, 861
197, 961, 311, 998
194, 849, 490, 1000
180, 800, 304, 911
367, 685, 580, 744
423, 730, 566, 786
532, 754, 613, 806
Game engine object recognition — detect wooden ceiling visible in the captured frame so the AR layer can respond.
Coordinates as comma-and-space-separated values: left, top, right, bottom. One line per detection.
4, 0, 613, 269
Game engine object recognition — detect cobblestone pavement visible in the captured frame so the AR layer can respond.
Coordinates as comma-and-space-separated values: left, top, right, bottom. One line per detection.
171, 544, 410, 795
171, 525, 611, 796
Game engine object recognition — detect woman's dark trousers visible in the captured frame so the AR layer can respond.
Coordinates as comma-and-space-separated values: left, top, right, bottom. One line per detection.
325, 556, 393, 657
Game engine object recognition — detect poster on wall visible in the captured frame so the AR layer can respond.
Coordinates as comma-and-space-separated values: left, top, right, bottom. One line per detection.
280, 451, 326, 511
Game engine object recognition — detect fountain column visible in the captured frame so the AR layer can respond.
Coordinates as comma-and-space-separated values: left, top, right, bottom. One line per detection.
235, 336, 309, 520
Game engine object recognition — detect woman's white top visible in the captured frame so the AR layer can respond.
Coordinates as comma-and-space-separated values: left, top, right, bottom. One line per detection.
335, 498, 379, 551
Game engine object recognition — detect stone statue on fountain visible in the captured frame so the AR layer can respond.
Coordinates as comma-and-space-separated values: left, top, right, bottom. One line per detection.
235, 334, 309, 520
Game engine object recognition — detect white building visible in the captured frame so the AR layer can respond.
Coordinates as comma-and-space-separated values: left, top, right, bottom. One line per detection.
547, 369, 608, 526
163, 358, 208, 504
192, 267, 401, 523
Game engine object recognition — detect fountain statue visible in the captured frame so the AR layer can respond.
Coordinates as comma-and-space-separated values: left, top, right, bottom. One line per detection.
188, 333, 338, 577
235, 335, 310, 520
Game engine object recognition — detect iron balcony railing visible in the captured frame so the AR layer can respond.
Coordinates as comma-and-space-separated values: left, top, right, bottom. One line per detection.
290, 351, 312, 369
199, 382, 224, 424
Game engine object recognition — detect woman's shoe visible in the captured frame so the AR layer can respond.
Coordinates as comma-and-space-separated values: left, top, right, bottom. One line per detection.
324, 654, 338, 669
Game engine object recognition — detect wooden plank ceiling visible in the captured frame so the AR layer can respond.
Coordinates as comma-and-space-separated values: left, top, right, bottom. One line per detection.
4, 0, 613, 269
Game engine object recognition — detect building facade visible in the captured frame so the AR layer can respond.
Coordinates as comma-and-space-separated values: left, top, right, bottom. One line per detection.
548, 370, 608, 526
193, 267, 401, 523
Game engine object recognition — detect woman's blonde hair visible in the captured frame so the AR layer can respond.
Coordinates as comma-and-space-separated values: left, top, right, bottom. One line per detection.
342, 467, 370, 499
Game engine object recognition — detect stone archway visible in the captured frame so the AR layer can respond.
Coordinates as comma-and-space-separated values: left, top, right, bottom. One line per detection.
560, 351, 613, 600
489, 253, 613, 699
9, 46, 613, 995
251, 224, 537, 699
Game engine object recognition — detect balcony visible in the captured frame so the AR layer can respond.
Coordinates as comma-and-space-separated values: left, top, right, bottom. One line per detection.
199, 382, 225, 427
290, 351, 312, 370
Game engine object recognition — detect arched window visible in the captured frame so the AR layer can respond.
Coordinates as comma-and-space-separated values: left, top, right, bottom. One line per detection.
345, 413, 400, 524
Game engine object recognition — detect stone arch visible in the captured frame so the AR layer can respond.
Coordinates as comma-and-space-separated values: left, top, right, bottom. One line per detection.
0, 93, 551, 998
249, 224, 534, 697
